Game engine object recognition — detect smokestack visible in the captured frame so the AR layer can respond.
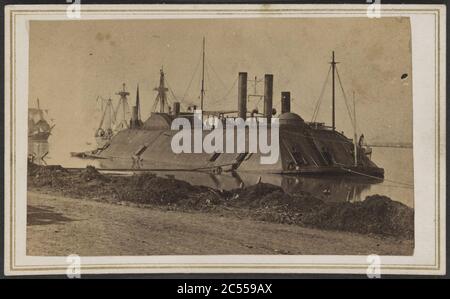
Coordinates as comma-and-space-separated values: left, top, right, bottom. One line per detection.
238, 72, 248, 120
130, 106, 139, 128
173, 102, 181, 116
130, 85, 142, 128
264, 74, 273, 120
136, 84, 141, 120
281, 92, 291, 114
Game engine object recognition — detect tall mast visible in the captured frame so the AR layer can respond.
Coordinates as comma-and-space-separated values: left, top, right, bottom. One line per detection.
200, 37, 205, 111
160, 69, 166, 113
115, 83, 130, 127
108, 98, 113, 130
331, 51, 337, 131
154, 68, 169, 113
36, 98, 43, 120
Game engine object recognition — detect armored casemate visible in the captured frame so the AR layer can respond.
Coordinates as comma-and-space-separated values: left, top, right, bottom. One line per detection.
93, 50, 383, 179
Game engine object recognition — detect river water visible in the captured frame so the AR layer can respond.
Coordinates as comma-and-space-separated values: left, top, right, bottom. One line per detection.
28, 140, 414, 208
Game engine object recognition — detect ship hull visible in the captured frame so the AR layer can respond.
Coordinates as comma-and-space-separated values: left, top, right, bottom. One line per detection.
88, 112, 384, 179
95, 136, 111, 150
97, 157, 384, 179
94, 129, 384, 179
28, 131, 50, 141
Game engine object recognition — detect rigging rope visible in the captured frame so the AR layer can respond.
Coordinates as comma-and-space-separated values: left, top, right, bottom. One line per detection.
177, 44, 239, 110
254, 96, 264, 110
204, 61, 214, 102
335, 66, 355, 127
181, 49, 203, 103
340, 167, 414, 188
311, 65, 332, 122
217, 75, 239, 104
206, 57, 227, 91
165, 78, 178, 104
164, 78, 193, 110
151, 94, 160, 112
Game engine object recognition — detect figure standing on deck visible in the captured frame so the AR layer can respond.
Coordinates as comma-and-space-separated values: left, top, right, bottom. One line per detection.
358, 134, 365, 147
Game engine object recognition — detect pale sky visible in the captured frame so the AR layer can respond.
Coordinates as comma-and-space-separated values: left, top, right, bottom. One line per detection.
29, 17, 412, 155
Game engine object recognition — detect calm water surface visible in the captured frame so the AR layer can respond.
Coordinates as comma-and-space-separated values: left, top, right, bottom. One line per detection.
29, 140, 414, 208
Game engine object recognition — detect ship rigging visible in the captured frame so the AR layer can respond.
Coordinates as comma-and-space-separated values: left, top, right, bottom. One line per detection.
309, 51, 372, 164
79, 40, 383, 179
28, 98, 54, 141
94, 83, 131, 149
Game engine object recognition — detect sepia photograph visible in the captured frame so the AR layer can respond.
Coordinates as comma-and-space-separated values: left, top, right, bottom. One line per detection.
3, 3, 446, 276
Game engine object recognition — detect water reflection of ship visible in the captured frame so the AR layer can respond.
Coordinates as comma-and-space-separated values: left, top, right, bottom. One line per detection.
97, 168, 371, 203
278, 175, 369, 202
28, 98, 54, 141
221, 172, 372, 203
28, 140, 49, 166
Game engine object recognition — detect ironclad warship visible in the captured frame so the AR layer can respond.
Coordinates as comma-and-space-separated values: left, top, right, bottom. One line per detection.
83, 42, 384, 179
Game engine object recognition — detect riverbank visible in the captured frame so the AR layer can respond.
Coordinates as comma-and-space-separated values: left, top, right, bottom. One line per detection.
27, 191, 414, 255
28, 163, 414, 240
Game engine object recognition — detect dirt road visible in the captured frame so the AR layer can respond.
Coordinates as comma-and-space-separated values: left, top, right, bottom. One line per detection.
27, 191, 413, 256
